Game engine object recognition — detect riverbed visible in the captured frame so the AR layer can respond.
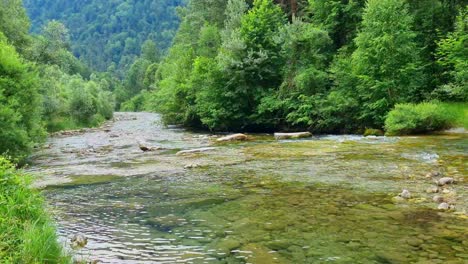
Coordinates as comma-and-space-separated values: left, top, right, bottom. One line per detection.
28, 112, 467, 263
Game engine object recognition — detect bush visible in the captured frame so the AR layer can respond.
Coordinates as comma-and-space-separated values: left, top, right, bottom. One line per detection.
0, 157, 69, 263
385, 102, 455, 135
0, 33, 45, 160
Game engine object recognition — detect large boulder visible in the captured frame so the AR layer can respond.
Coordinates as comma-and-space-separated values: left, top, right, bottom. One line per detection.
274, 132, 312, 140
217, 133, 248, 142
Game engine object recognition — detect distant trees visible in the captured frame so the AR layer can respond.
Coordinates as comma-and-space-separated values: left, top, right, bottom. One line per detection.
23, 0, 184, 74
0, 3, 115, 160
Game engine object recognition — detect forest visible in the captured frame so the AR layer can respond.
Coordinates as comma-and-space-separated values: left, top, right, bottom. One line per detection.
121, 0, 467, 135
23, 0, 183, 75
0, 0, 467, 263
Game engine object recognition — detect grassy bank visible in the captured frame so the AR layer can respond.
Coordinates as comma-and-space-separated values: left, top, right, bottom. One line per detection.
0, 157, 69, 263
385, 101, 468, 135
439, 102, 468, 129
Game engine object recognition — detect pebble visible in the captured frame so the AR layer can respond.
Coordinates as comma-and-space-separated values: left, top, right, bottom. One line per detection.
425, 171, 440, 178
437, 202, 450, 210
437, 177, 454, 186
426, 186, 439, 193
399, 189, 411, 199
433, 195, 444, 203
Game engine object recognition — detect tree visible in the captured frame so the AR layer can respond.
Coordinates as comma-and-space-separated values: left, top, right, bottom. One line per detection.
435, 6, 468, 101
0, 33, 44, 159
141, 40, 160, 63
308, 0, 366, 50
351, 0, 425, 127
0, 0, 31, 54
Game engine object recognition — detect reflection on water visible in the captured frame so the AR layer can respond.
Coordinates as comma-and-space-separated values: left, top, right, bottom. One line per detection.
30, 113, 467, 263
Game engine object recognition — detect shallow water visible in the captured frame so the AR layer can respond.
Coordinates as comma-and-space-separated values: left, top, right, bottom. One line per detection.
29, 112, 467, 263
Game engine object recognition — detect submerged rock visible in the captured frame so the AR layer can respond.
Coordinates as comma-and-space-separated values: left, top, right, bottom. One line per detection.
364, 128, 384, 137
139, 143, 162, 152
437, 202, 450, 211
437, 177, 454, 186
392, 196, 406, 203
399, 189, 411, 199
184, 163, 201, 169
274, 132, 312, 140
425, 171, 441, 178
433, 195, 445, 203
426, 186, 439, 193
176, 147, 217, 155
71, 234, 87, 249
217, 133, 248, 142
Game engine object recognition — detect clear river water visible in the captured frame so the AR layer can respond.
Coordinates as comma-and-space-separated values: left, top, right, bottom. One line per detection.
28, 112, 467, 263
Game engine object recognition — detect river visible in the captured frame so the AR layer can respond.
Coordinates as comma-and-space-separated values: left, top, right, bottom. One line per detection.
28, 112, 467, 263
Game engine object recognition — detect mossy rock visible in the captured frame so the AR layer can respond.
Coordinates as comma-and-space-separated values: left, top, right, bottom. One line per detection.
364, 128, 385, 136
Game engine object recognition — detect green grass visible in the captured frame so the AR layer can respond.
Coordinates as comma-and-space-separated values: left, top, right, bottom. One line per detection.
439, 102, 468, 129
46, 114, 108, 133
385, 101, 468, 135
0, 157, 70, 263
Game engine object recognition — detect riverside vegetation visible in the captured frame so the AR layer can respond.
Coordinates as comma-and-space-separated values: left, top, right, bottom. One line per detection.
0, 0, 467, 263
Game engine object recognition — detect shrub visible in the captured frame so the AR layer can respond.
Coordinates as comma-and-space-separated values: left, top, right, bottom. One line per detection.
385, 102, 455, 135
0, 157, 69, 263
0, 33, 45, 160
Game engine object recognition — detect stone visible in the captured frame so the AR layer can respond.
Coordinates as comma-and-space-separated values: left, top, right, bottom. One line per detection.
184, 163, 201, 169
399, 189, 411, 199
176, 147, 217, 155
216, 238, 241, 254
139, 144, 161, 152
217, 133, 248, 142
274, 132, 312, 140
426, 186, 439, 193
363, 128, 384, 137
425, 171, 441, 178
437, 202, 450, 210
437, 177, 454, 186
71, 234, 87, 249
432, 195, 444, 203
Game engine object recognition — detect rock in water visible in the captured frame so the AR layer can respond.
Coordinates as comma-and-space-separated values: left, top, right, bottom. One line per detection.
399, 189, 411, 199
217, 133, 248, 142
433, 195, 444, 203
437, 177, 454, 186
176, 147, 217, 155
139, 145, 151, 152
274, 132, 312, 140
437, 202, 450, 211
71, 234, 87, 249
426, 186, 439, 193
425, 171, 441, 178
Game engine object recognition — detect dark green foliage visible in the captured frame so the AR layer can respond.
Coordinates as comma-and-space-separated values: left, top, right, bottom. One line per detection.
308, 0, 366, 49
138, 0, 466, 134
385, 102, 455, 135
0, 34, 44, 159
23, 0, 184, 73
434, 6, 468, 101
350, 0, 425, 127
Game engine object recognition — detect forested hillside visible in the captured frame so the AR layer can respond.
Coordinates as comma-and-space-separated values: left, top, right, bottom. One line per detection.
1, 1, 115, 161
124, 0, 467, 134
23, 0, 184, 74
